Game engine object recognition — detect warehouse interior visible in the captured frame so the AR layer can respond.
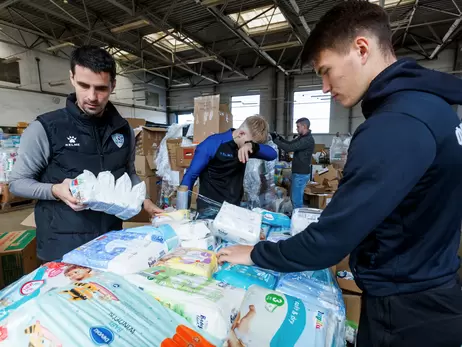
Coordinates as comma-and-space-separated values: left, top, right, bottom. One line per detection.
0, 0, 461, 345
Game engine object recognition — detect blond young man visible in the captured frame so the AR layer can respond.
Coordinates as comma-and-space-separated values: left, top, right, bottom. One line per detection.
181, 115, 277, 213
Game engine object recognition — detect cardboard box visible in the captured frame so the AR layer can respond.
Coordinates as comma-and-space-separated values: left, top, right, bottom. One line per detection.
135, 155, 156, 177
193, 95, 233, 143
140, 176, 161, 204
343, 294, 361, 325
167, 138, 182, 171
313, 165, 339, 185
304, 193, 333, 210
0, 230, 38, 289
135, 127, 167, 156
125, 118, 146, 129
336, 255, 362, 294
176, 146, 196, 168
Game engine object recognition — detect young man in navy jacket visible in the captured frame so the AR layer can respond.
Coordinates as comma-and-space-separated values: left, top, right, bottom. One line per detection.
181, 115, 277, 213
218, 2, 462, 346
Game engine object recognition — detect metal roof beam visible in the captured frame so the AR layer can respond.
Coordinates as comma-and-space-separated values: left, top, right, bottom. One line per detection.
286, 0, 310, 36
402, 0, 419, 46
0, 0, 20, 11
429, 17, 462, 59
104, 0, 134, 16
203, 4, 288, 75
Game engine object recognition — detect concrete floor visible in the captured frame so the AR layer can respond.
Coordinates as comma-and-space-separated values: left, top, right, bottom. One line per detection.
0, 207, 34, 233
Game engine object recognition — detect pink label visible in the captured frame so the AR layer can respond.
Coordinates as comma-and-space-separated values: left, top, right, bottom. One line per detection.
20, 280, 45, 296
47, 268, 63, 278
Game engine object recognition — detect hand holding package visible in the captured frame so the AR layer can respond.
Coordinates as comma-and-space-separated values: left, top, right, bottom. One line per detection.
70, 170, 146, 220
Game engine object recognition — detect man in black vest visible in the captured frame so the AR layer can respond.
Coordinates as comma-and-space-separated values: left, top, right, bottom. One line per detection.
9, 46, 162, 262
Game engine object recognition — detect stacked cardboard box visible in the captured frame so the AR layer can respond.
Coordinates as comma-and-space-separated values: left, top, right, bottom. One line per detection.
304, 165, 342, 209
193, 95, 233, 144
134, 126, 167, 176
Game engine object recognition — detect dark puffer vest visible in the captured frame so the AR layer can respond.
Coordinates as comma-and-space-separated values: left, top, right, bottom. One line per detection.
35, 93, 132, 261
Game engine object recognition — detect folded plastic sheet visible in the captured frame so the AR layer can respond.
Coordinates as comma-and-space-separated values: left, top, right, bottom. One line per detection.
62, 225, 179, 275
0, 271, 220, 346
125, 266, 245, 341
227, 285, 337, 347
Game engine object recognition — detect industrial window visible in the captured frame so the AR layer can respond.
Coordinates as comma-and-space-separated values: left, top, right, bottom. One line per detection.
177, 113, 194, 124
145, 91, 159, 107
230, 95, 261, 129
0, 60, 20, 84
228, 6, 290, 36
105, 47, 139, 62
293, 90, 331, 134
144, 30, 200, 53
369, 0, 414, 7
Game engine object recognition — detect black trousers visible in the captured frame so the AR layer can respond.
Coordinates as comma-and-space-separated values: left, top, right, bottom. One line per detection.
357, 283, 462, 347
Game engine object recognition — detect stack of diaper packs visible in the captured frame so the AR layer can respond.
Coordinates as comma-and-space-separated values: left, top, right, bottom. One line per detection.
0, 203, 346, 347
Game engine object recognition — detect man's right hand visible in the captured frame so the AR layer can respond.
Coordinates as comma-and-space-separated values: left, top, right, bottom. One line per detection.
51, 179, 86, 211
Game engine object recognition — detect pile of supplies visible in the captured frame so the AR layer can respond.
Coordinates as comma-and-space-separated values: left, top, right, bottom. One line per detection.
0, 203, 348, 347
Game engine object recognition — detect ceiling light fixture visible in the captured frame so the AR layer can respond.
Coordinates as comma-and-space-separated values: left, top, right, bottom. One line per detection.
111, 19, 151, 34
47, 42, 75, 51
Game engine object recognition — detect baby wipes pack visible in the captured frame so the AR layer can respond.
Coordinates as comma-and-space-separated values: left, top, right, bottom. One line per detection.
0, 262, 99, 325
155, 248, 218, 278
0, 271, 220, 347
125, 266, 245, 341
212, 202, 262, 245
291, 208, 323, 236
62, 225, 179, 275
170, 221, 218, 251
228, 286, 335, 347
214, 263, 279, 290
253, 208, 291, 228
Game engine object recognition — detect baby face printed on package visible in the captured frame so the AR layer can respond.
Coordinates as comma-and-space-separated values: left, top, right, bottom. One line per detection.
155, 248, 218, 278
63, 264, 94, 282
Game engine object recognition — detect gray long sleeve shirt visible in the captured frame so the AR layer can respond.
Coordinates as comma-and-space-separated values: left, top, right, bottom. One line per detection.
9, 120, 142, 200
274, 132, 315, 174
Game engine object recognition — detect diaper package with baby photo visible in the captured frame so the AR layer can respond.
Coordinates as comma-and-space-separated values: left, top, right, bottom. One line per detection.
212, 202, 262, 245
227, 285, 338, 347
0, 262, 99, 325
155, 247, 218, 278
290, 208, 323, 236
0, 271, 220, 347
70, 170, 146, 220
253, 208, 291, 229
125, 266, 245, 341
62, 225, 179, 275
214, 263, 279, 290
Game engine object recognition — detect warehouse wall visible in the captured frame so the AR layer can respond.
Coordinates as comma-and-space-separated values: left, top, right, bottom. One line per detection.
0, 27, 167, 127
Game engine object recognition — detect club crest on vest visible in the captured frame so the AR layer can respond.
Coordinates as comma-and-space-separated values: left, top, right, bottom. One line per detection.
111, 133, 124, 148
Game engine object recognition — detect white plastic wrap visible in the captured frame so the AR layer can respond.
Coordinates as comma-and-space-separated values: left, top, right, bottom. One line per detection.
291, 207, 323, 236
212, 202, 262, 245
330, 134, 352, 168
155, 123, 186, 184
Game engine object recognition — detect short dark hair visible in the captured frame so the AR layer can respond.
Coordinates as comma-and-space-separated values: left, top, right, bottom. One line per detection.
71, 45, 117, 81
296, 117, 310, 128
301, 1, 393, 66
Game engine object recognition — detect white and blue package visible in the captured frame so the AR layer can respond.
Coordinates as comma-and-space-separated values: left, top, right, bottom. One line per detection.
253, 208, 291, 228
276, 269, 346, 347
62, 225, 179, 275
213, 263, 279, 290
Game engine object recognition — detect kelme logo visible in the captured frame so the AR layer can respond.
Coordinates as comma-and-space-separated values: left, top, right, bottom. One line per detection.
90, 326, 114, 345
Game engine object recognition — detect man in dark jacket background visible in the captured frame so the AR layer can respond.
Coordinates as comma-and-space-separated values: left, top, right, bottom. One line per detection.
9, 46, 162, 262
272, 117, 315, 208
218, 1, 462, 346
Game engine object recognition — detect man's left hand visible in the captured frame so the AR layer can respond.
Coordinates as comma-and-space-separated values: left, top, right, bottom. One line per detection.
143, 199, 163, 216
217, 245, 255, 265
238, 143, 253, 163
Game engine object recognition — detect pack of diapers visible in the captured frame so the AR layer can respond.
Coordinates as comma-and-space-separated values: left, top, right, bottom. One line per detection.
125, 266, 245, 341
214, 263, 279, 290
290, 208, 323, 236
70, 170, 146, 220
253, 208, 291, 228
171, 221, 219, 251
212, 202, 262, 245
0, 262, 99, 325
227, 285, 337, 347
155, 247, 218, 278
0, 271, 220, 347
62, 225, 179, 275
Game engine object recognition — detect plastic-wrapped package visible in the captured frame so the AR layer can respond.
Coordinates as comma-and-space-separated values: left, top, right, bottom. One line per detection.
227, 285, 338, 347
155, 247, 218, 278
276, 197, 293, 216
62, 225, 179, 275
125, 266, 245, 341
0, 271, 220, 346
330, 134, 352, 169
0, 262, 99, 325
253, 208, 291, 228
291, 207, 323, 235
0, 148, 17, 183
213, 263, 279, 290
212, 202, 262, 245
170, 220, 219, 251
276, 269, 346, 347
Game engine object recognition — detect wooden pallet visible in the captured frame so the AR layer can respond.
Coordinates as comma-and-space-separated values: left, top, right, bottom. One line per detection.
0, 199, 36, 213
